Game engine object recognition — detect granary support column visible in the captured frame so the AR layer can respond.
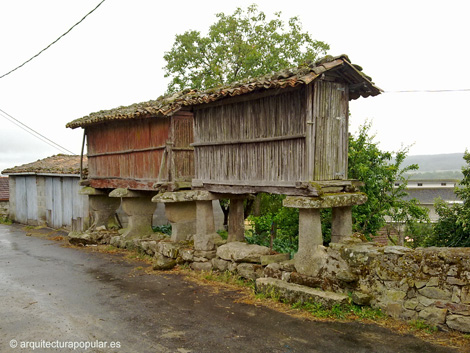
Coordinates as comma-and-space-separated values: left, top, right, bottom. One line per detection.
283, 193, 367, 277
331, 206, 353, 243
79, 187, 120, 230
227, 199, 245, 242
109, 188, 157, 239
164, 201, 197, 242
153, 191, 219, 247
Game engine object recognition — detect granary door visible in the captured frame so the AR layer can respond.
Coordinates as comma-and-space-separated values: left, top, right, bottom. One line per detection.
310, 80, 349, 180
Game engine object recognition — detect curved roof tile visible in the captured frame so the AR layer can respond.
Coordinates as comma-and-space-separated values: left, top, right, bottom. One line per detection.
67, 55, 381, 129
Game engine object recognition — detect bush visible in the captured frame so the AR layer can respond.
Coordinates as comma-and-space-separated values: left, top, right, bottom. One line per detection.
245, 196, 299, 256
403, 222, 434, 248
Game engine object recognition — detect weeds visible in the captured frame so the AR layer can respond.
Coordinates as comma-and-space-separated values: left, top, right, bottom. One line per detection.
152, 224, 172, 235
199, 270, 254, 289
289, 300, 384, 321
409, 320, 438, 334
0, 216, 12, 225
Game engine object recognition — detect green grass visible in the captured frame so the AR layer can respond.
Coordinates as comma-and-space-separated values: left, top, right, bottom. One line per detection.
289, 300, 384, 321
409, 320, 438, 334
200, 270, 255, 289
0, 217, 12, 225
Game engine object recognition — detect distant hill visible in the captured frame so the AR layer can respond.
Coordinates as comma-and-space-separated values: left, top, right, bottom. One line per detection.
402, 153, 465, 180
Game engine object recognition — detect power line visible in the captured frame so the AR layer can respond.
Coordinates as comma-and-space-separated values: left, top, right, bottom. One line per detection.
0, 0, 107, 80
0, 108, 76, 155
385, 88, 470, 93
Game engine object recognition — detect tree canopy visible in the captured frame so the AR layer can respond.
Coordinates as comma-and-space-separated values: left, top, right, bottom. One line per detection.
163, 4, 329, 93
348, 122, 429, 240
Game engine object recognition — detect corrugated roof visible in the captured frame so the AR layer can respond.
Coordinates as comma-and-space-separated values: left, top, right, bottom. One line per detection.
2, 154, 88, 176
66, 55, 381, 129
0, 177, 9, 201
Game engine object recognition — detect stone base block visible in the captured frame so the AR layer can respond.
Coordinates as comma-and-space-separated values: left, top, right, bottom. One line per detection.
256, 277, 349, 309
171, 220, 196, 242
88, 195, 120, 230
164, 202, 197, 242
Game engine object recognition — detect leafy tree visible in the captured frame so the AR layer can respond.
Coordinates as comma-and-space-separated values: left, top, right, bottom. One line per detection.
429, 151, 470, 247
348, 122, 429, 241
163, 4, 329, 93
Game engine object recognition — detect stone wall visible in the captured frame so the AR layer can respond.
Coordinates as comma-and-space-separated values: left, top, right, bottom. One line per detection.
285, 237, 470, 333
0, 200, 9, 217
72, 231, 470, 334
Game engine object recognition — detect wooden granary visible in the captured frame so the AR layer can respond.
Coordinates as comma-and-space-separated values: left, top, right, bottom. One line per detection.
67, 55, 381, 262
67, 55, 380, 195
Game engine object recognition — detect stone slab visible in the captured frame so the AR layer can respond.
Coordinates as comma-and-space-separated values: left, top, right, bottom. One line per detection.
283, 193, 367, 209
255, 277, 349, 309
217, 242, 271, 263
79, 187, 107, 196
109, 188, 155, 198
260, 253, 290, 266
153, 190, 218, 203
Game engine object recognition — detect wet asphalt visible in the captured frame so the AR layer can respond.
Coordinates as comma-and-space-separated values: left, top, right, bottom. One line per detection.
0, 224, 461, 353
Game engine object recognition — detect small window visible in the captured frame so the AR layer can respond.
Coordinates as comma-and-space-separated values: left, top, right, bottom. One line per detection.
441, 183, 447, 186
394, 183, 399, 186
417, 183, 423, 186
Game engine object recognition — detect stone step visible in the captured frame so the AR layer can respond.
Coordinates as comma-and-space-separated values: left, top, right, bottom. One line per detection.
255, 277, 349, 309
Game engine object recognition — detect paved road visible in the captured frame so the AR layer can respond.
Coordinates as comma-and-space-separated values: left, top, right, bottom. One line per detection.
0, 224, 459, 353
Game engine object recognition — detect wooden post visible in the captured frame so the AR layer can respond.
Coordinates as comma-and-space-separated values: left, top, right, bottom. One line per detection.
227, 199, 245, 242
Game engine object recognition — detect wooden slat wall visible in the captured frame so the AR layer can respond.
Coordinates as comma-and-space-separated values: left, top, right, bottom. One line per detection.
172, 114, 195, 181
87, 118, 170, 181
312, 80, 349, 180
194, 88, 307, 184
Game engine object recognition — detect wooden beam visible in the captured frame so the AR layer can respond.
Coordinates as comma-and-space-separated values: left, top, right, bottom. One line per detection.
87, 145, 165, 158
191, 134, 306, 147
200, 183, 319, 197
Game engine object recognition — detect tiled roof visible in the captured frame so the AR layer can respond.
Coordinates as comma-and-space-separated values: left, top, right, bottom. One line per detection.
404, 188, 460, 204
2, 154, 88, 176
0, 177, 9, 201
66, 55, 381, 129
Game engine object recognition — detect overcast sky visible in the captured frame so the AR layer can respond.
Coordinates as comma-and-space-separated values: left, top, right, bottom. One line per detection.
1, 0, 469, 175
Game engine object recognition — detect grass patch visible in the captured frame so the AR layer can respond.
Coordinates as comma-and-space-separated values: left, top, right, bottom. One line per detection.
0, 216, 12, 225
409, 319, 438, 334
200, 270, 255, 289
125, 249, 154, 264
290, 301, 384, 321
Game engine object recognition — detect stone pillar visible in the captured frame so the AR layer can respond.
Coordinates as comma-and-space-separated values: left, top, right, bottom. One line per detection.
153, 190, 225, 250
109, 188, 157, 239
194, 200, 219, 250
294, 208, 326, 276
283, 193, 368, 277
87, 195, 120, 230
228, 199, 245, 242
120, 197, 157, 239
164, 201, 196, 242
196, 200, 215, 235
331, 206, 352, 243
